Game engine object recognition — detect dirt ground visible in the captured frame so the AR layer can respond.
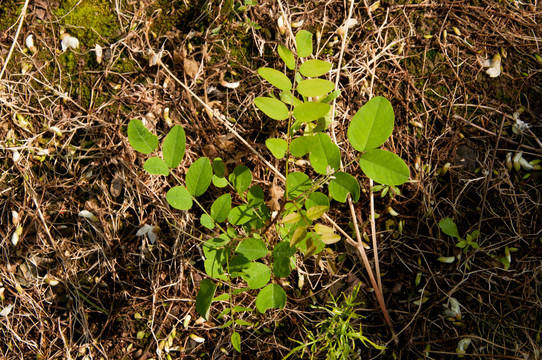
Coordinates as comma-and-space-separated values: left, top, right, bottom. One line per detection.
1, 0, 541, 359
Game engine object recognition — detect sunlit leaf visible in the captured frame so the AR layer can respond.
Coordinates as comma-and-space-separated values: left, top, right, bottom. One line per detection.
162, 125, 186, 168
328, 172, 360, 202
258, 67, 292, 91
299, 59, 332, 77
359, 149, 410, 186
348, 96, 394, 152
211, 193, 231, 222
143, 157, 169, 176
186, 157, 212, 196
278, 44, 295, 70
439, 218, 460, 239
293, 102, 331, 123
295, 30, 313, 58
166, 186, 192, 210
297, 79, 335, 98
266, 138, 288, 159
254, 97, 289, 120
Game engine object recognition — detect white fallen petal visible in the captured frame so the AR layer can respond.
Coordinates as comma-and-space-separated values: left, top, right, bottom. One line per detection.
189, 334, 205, 343
12, 149, 20, 163
512, 115, 529, 134
519, 157, 533, 170
25, 34, 34, 49
95, 44, 103, 64
136, 224, 153, 236
136, 224, 157, 244
220, 80, 240, 89
78, 210, 98, 222
0, 304, 13, 317
61, 35, 79, 51
344, 18, 358, 28
486, 65, 501, 78
277, 15, 287, 35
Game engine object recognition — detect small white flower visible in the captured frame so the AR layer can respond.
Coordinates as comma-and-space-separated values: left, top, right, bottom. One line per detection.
277, 15, 287, 35
61, 34, 79, 51
456, 338, 472, 356
444, 297, 462, 319
479, 54, 501, 78
512, 112, 529, 134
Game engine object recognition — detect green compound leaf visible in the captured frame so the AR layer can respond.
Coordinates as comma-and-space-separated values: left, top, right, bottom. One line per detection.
286, 172, 311, 200
359, 149, 410, 186
236, 237, 268, 261
204, 247, 228, 280
241, 262, 271, 289
297, 79, 335, 98
211, 193, 231, 223
305, 191, 330, 210
228, 205, 255, 225
439, 218, 461, 239
254, 97, 289, 120
278, 44, 295, 70
127, 119, 158, 154
256, 284, 287, 313
143, 157, 169, 176
231, 331, 241, 353
348, 96, 394, 152
329, 172, 360, 203
162, 125, 186, 168
186, 157, 212, 196
200, 213, 215, 230
196, 279, 217, 320
299, 59, 332, 77
309, 133, 341, 175
166, 186, 193, 210
295, 30, 313, 58
266, 138, 288, 159
229, 165, 252, 195
293, 102, 331, 123
258, 67, 292, 91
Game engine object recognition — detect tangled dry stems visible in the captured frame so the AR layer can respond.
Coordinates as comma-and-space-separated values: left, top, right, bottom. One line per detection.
0, 0, 541, 359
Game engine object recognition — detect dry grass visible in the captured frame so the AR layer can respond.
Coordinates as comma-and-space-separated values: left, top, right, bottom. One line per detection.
0, 0, 541, 359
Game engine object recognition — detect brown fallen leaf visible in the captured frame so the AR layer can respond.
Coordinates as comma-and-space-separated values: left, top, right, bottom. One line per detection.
184, 58, 199, 79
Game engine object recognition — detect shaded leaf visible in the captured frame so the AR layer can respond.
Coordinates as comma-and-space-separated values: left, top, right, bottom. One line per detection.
328, 172, 360, 202
229, 165, 252, 195
231, 331, 241, 352
439, 218, 460, 239
196, 279, 216, 320
286, 172, 311, 199
256, 284, 287, 313
236, 238, 268, 261
128, 119, 158, 154
241, 262, 271, 289
228, 205, 254, 225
